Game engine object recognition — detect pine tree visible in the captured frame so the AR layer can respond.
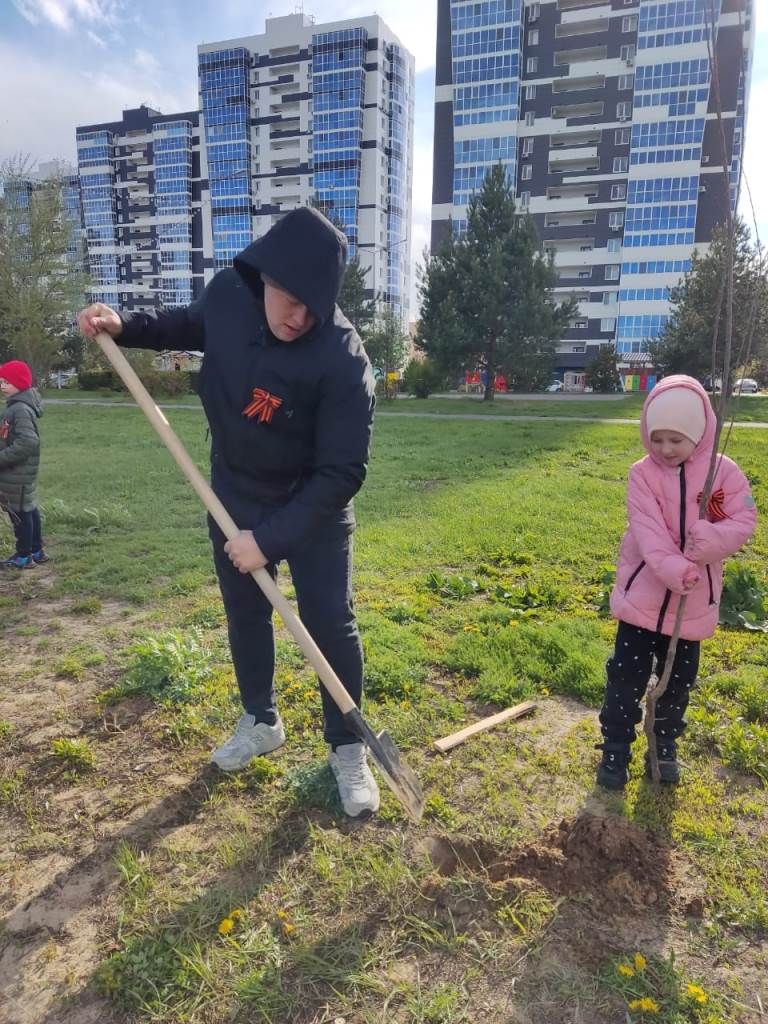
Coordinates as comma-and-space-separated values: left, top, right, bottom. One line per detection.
417, 164, 576, 399
586, 345, 621, 393
650, 220, 768, 380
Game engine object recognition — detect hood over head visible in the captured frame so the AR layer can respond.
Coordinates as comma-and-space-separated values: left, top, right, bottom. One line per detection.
233, 206, 347, 327
640, 374, 715, 467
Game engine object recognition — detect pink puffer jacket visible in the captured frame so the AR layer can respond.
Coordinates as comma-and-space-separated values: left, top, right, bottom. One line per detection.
610, 375, 757, 641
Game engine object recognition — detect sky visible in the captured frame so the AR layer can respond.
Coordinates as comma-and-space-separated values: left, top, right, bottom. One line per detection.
1, 0, 766, 312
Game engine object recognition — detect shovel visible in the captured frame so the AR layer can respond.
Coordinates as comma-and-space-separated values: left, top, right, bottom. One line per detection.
93, 331, 425, 822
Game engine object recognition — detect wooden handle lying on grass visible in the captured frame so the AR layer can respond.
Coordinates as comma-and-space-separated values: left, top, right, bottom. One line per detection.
93, 331, 356, 715
434, 701, 536, 753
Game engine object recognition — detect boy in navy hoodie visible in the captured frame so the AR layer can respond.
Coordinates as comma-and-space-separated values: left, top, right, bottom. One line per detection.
77, 207, 379, 817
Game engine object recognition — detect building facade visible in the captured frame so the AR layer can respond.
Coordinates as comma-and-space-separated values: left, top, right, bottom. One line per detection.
431, 0, 754, 388
75, 106, 206, 312
198, 12, 415, 321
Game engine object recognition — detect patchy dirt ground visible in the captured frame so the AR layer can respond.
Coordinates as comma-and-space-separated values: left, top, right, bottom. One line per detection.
2, 567, 767, 1024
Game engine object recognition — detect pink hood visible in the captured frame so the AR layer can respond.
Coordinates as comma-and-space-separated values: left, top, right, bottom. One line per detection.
640, 374, 717, 470
610, 375, 757, 641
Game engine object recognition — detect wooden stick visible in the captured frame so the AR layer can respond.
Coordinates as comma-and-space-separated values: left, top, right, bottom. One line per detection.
434, 701, 536, 753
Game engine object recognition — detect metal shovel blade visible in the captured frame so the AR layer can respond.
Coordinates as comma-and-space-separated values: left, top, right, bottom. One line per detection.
343, 708, 425, 822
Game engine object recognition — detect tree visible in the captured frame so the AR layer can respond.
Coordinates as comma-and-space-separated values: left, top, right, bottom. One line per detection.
649, 220, 768, 381
417, 164, 576, 400
337, 252, 376, 339
585, 345, 621, 393
403, 357, 445, 398
363, 309, 410, 397
0, 157, 87, 381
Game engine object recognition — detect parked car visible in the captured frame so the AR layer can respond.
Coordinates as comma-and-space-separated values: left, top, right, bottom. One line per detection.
546, 380, 564, 393
733, 378, 760, 394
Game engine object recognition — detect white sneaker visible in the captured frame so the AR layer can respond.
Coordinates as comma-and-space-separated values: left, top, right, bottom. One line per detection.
328, 743, 380, 818
211, 714, 285, 772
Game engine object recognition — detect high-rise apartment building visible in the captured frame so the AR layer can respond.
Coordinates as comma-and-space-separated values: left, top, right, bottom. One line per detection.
432, 0, 753, 386
198, 12, 415, 320
75, 105, 206, 312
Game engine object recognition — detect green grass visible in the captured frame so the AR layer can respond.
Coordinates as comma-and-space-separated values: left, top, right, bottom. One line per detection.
2, 401, 768, 1023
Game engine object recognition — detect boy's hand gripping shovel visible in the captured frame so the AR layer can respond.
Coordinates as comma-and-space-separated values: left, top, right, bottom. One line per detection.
93, 331, 425, 822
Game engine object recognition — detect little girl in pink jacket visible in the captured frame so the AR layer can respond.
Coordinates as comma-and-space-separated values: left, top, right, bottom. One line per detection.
597, 375, 757, 790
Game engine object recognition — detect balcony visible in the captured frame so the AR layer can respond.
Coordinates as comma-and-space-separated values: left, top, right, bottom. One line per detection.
545, 211, 597, 228
552, 74, 604, 93
549, 145, 599, 166
554, 45, 607, 65
551, 101, 603, 120
555, 18, 607, 36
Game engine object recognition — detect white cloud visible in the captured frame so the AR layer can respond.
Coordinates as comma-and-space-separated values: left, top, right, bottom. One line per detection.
11, 0, 123, 31
86, 28, 107, 47
134, 48, 160, 74
741, 76, 768, 244
0, 41, 187, 165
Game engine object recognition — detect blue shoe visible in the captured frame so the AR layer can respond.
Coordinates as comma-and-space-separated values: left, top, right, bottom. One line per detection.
32, 550, 50, 564
1, 554, 35, 569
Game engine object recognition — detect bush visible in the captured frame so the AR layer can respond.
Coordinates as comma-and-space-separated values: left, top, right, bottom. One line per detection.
719, 563, 768, 631
78, 369, 123, 391
403, 358, 445, 398
106, 629, 214, 706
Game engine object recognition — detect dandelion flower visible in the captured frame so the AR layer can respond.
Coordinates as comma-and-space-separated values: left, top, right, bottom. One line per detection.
686, 984, 708, 1004
276, 909, 288, 920
230, 909, 244, 921
628, 997, 660, 1013
218, 917, 235, 936
634, 953, 647, 971
617, 963, 636, 977
282, 922, 295, 936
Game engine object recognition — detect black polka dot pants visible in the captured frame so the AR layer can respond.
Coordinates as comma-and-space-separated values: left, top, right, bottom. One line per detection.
598, 620, 700, 746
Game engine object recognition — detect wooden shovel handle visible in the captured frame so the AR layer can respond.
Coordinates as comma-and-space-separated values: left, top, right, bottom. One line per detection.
93, 331, 357, 715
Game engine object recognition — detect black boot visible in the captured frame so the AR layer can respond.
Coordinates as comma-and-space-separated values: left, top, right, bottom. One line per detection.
595, 742, 632, 791
644, 739, 680, 784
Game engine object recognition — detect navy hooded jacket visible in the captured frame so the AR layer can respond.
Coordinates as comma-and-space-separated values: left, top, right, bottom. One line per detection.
117, 207, 376, 562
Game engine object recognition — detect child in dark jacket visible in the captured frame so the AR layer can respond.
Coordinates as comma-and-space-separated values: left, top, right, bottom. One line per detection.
0, 360, 47, 569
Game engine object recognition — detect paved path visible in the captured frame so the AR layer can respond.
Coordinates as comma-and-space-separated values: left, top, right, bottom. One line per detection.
43, 397, 768, 428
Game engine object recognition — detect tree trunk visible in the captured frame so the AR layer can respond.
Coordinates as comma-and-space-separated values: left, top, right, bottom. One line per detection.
484, 337, 496, 401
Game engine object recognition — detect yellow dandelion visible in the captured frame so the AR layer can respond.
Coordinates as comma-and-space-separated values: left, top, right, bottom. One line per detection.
282, 922, 295, 935
217, 917, 235, 936
686, 984, 708, 1005
628, 997, 660, 1014
634, 953, 647, 971
617, 963, 636, 977
276, 909, 288, 920
230, 909, 244, 921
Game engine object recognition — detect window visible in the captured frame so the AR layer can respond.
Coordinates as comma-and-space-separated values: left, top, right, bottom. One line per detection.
613, 156, 629, 172
609, 211, 625, 228
525, 84, 537, 100
522, 137, 534, 156
603, 291, 618, 305
607, 238, 622, 253
519, 190, 531, 208
522, 164, 532, 180
578, 270, 592, 279
528, 29, 539, 45
620, 44, 636, 62
618, 74, 634, 90
611, 183, 627, 199
616, 102, 632, 120
572, 345, 586, 352
527, 57, 538, 74
580, 244, 593, 252
615, 127, 631, 145
574, 319, 588, 329
601, 318, 617, 332
622, 15, 638, 31
525, 111, 536, 126
529, 3, 541, 21
606, 264, 621, 280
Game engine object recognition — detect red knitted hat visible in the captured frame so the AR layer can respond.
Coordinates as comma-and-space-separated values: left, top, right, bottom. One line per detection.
0, 360, 33, 391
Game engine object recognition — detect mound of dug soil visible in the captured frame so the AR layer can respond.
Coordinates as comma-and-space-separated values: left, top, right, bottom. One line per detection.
421, 811, 678, 914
